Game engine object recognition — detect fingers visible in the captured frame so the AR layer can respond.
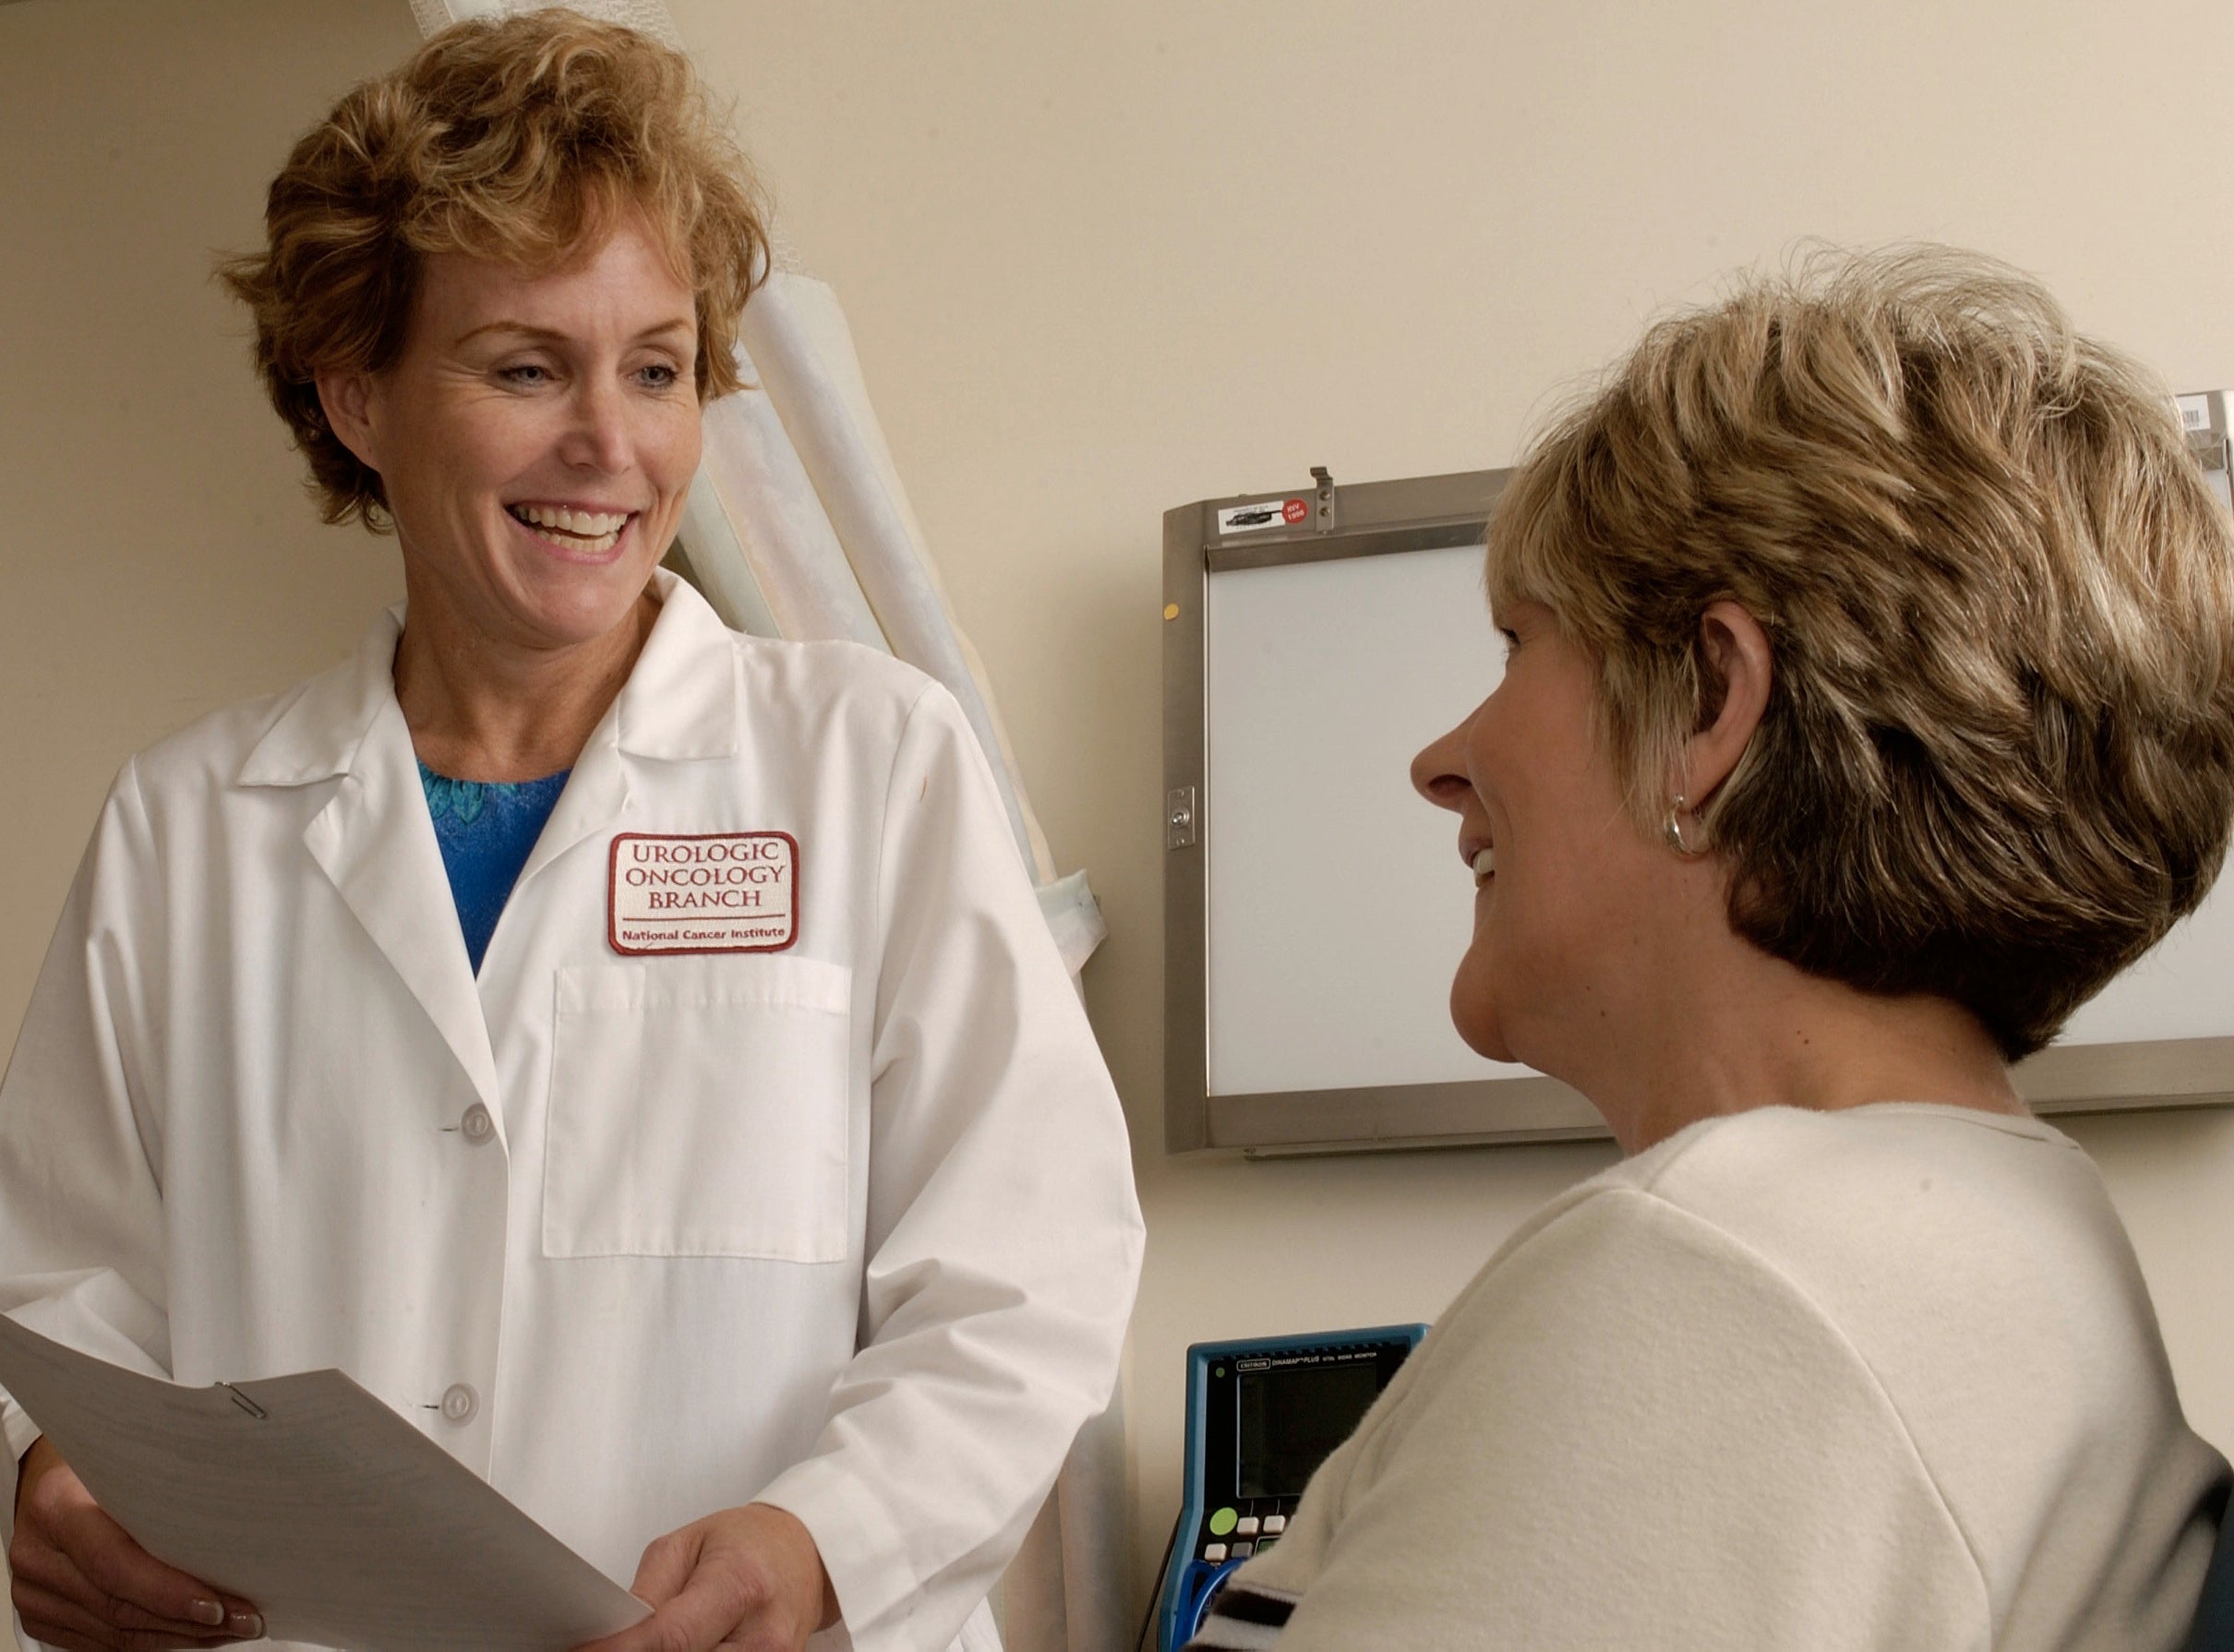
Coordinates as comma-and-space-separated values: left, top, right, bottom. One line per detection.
48, 1495, 260, 1634
10, 1576, 246, 1652
11, 1457, 263, 1650
629, 1526, 707, 1610
10, 1560, 235, 1638
582, 1571, 770, 1652
635, 1565, 762, 1652
571, 1529, 707, 1652
574, 1506, 826, 1652
583, 1534, 758, 1652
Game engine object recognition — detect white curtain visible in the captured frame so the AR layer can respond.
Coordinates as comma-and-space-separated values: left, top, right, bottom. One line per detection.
406, 4, 1123, 1647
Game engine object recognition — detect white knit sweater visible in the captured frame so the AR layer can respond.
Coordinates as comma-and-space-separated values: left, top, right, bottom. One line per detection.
1188, 1105, 2227, 1651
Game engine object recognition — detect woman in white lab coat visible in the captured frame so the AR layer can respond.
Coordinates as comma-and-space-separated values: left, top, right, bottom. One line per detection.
1187, 250, 2234, 1650
0, 15, 1141, 1652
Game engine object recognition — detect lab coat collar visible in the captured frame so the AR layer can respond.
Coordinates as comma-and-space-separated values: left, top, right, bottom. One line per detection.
235, 608, 401, 790
228, 569, 745, 1119
506, 571, 744, 894
235, 568, 739, 789
612, 569, 742, 763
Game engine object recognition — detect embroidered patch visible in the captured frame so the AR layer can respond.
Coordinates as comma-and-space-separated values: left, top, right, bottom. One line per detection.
608, 832, 799, 954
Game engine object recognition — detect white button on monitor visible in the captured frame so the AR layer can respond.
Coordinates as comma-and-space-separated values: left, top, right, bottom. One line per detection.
1203, 1543, 1227, 1563
1264, 1514, 1287, 1534
460, 1104, 496, 1145
439, 1383, 478, 1423
1234, 1516, 1259, 1536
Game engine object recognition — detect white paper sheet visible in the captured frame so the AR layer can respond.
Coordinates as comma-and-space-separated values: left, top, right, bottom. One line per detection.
0, 1315, 648, 1652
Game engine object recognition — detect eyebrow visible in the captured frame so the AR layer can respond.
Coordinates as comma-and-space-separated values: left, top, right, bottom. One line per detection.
452, 317, 697, 347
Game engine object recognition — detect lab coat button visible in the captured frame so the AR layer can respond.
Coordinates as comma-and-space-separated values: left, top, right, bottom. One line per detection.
459, 1104, 496, 1145
438, 1383, 479, 1423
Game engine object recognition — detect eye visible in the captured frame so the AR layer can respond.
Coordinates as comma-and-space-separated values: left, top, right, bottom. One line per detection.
497, 363, 552, 388
633, 361, 684, 390
1496, 626, 1520, 655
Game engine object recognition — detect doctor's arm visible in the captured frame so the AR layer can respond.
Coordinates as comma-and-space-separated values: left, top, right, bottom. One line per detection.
598, 684, 1143, 1652
0, 763, 261, 1647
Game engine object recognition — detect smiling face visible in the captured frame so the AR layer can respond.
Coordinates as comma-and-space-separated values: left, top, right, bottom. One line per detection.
326, 210, 703, 660
1410, 597, 1668, 1068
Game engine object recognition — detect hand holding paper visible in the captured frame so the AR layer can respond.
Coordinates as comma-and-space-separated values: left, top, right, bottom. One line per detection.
12, 1438, 265, 1649
0, 1314, 649, 1652
573, 1502, 834, 1652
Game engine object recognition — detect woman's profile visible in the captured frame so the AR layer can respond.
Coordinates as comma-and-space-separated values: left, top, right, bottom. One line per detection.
1191, 246, 2234, 1651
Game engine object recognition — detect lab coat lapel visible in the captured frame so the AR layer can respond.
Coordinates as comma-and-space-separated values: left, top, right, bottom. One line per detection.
511, 571, 741, 892
240, 609, 501, 1111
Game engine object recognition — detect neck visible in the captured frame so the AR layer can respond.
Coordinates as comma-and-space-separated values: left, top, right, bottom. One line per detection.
392, 577, 660, 783
1538, 869, 2026, 1155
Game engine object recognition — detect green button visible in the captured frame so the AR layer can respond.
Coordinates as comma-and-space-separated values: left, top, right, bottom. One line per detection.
1208, 1507, 1238, 1538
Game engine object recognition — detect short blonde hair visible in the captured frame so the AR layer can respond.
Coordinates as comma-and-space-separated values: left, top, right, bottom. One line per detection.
221, 8, 766, 526
1490, 246, 2234, 1059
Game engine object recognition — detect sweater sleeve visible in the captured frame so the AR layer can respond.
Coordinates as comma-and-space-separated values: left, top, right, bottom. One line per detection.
1242, 1187, 1991, 1652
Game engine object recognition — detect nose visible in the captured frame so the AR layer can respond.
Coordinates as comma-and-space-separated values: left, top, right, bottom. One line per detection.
561, 374, 632, 473
1411, 706, 1477, 814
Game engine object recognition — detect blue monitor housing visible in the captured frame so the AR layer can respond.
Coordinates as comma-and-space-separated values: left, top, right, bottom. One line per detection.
1157, 1323, 1427, 1650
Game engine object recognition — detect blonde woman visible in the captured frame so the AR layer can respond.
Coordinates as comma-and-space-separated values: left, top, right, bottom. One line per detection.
1192, 250, 2234, 1651
0, 15, 1141, 1652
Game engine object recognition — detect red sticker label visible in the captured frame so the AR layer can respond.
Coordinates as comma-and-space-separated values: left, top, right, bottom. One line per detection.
608, 832, 799, 955
1281, 497, 1308, 524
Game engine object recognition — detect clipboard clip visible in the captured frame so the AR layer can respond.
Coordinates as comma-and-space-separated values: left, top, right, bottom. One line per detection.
219, 1383, 268, 1420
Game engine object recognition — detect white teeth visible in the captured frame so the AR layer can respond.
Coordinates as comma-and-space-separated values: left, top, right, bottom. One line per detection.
510, 504, 629, 537
1472, 848, 1496, 885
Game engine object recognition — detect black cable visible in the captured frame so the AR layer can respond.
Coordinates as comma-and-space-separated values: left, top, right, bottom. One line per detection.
1135, 1507, 1184, 1652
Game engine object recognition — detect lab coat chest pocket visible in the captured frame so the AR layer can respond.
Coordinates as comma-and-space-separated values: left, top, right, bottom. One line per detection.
545, 956, 853, 1262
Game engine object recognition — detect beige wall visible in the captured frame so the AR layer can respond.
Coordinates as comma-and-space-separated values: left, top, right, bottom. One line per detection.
0, 0, 417, 1021
7, 0, 2234, 1617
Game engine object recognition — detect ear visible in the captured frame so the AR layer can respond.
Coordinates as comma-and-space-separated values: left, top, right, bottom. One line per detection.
315, 371, 383, 473
1681, 600, 1772, 807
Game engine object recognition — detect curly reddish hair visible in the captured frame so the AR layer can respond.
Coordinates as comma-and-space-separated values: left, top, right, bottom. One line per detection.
221, 8, 766, 527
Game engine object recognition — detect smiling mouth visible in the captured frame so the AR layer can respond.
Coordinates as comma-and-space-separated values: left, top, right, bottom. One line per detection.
508, 503, 633, 554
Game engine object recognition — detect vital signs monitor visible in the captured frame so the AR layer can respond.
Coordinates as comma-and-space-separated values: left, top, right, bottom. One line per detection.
1155, 1323, 1426, 1650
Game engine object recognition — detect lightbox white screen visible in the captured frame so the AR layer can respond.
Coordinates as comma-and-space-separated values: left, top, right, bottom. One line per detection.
1206, 545, 1526, 1095
2059, 867, 2234, 1045
1202, 542, 2234, 1102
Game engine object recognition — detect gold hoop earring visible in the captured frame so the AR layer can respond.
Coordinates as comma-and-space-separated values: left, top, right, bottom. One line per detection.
1663, 794, 1709, 858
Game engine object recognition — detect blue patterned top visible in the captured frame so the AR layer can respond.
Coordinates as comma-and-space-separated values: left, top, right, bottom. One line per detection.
418, 762, 571, 974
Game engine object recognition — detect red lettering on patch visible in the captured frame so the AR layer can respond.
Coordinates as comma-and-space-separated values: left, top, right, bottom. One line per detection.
608, 832, 799, 955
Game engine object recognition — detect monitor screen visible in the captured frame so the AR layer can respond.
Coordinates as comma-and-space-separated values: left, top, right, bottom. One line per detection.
1236, 1359, 1383, 1499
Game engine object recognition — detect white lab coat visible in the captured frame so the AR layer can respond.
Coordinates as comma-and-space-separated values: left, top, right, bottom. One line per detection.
0, 571, 1144, 1652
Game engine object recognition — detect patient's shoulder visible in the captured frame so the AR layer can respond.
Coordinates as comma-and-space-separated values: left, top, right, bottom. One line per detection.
1617, 1105, 2130, 1338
